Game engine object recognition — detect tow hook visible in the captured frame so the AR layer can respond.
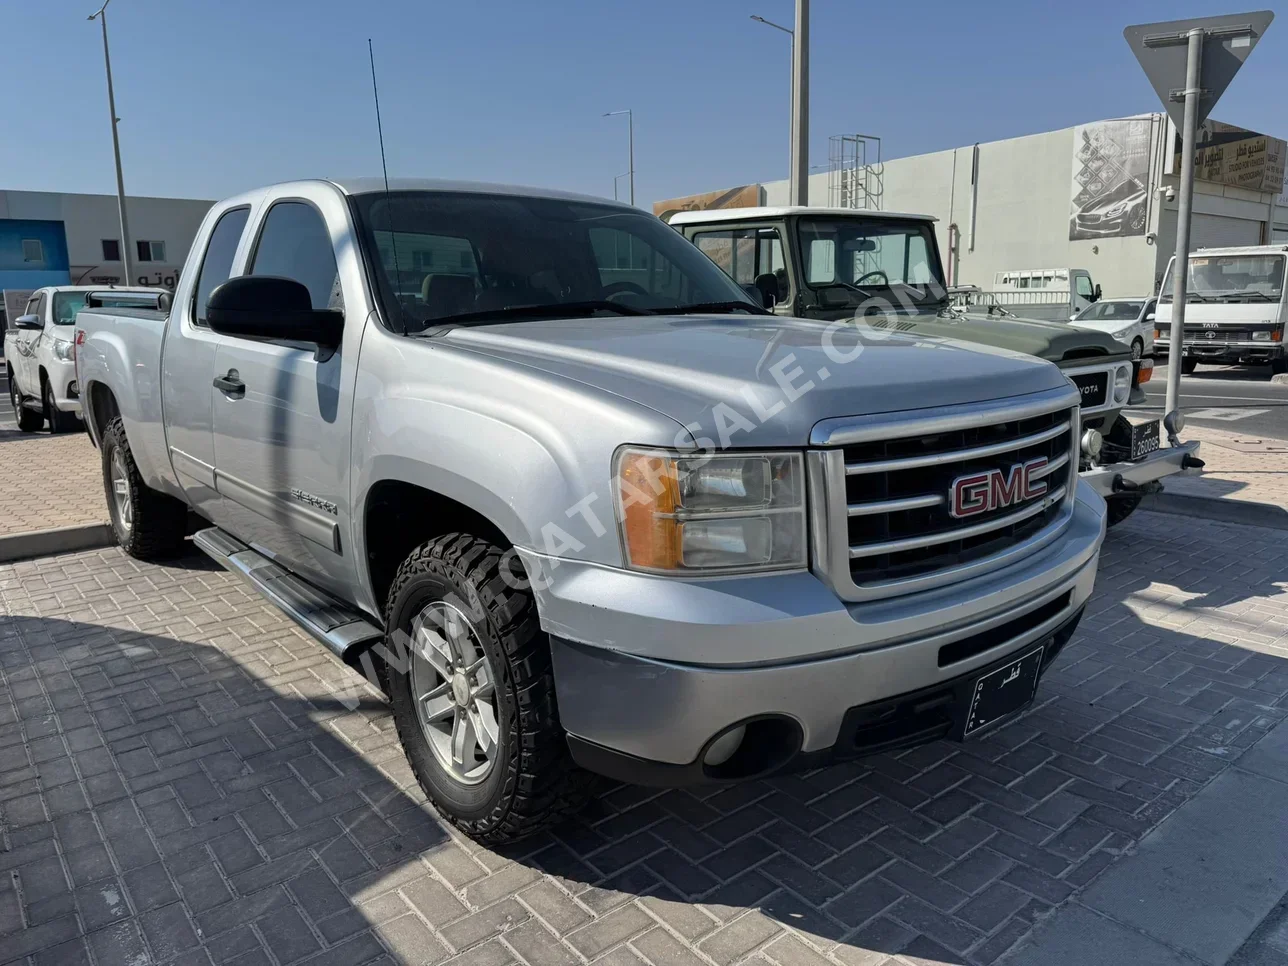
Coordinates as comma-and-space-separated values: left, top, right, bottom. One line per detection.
1182, 454, 1205, 470
1111, 476, 1164, 495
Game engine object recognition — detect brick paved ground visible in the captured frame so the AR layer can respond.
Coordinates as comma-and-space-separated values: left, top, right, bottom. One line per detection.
0, 427, 105, 536
2, 513, 1288, 966
1168, 424, 1288, 509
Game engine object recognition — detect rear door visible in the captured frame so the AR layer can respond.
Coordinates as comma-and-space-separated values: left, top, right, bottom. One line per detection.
210, 185, 360, 595
162, 203, 253, 520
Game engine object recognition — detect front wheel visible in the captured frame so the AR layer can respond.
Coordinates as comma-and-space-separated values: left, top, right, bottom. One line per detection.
44, 378, 77, 433
101, 416, 188, 559
1130, 339, 1143, 362
9, 368, 43, 432
1180, 359, 1198, 375
384, 533, 592, 844
1106, 493, 1143, 527
1271, 358, 1288, 377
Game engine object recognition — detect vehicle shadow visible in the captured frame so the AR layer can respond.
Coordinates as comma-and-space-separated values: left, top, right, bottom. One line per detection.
2, 522, 1287, 965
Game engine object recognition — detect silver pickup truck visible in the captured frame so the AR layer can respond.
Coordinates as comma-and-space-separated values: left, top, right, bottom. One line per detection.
75, 179, 1106, 843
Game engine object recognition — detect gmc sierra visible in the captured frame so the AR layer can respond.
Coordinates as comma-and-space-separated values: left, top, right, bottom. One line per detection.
76, 179, 1106, 843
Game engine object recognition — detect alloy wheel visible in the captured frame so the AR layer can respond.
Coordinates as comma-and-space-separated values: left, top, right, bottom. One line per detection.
110, 449, 133, 532
409, 600, 499, 785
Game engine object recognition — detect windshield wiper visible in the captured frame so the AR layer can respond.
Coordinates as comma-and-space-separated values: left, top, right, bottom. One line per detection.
421, 300, 647, 329
649, 301, 771, 316
1220, 291, 1276, 302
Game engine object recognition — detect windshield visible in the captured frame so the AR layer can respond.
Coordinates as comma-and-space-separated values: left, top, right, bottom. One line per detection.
51, 291, 158, 324
1074, 300, 1142, 322
351, 191, 758, 330
797, 217, 945, 303
1159, 253, 1286, 304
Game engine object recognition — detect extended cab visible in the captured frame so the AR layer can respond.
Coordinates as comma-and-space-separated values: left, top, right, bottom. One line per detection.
77, 180, 1106, 843
669, 207, 1202, 526
4, 285, 165, 432
1155, 245, 1288, 376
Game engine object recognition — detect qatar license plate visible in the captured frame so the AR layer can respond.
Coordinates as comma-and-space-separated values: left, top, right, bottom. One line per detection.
963, 647, 1044, 737
1130, 419, 1161, 460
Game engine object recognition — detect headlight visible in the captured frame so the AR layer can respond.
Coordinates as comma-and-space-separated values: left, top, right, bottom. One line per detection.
1111, 327, 1133, 343
1252, 330, 1279, 342
52, 340, 75, 361
615, 448, 806, 574
1113, 365, 1131, 404
1104, 200, 1129, 218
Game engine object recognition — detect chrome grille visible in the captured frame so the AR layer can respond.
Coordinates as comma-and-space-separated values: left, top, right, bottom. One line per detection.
807, 386, 1082, 603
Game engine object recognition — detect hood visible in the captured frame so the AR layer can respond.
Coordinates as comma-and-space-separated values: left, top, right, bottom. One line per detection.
441, 315, 1068, 447
908, 311, 1126, 363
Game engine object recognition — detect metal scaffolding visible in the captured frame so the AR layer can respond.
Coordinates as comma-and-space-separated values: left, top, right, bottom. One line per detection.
828, 134, 883, 210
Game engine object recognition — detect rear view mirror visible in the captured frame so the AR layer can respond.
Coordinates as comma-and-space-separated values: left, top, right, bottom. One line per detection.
752, 273, 780, 308
843, 239, 878, 253
206, 276, 343, 353
13, 314, 42, 331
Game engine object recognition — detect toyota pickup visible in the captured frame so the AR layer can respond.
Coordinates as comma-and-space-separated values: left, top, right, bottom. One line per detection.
76, 179, 1105, 843
669, 206, 1203, 526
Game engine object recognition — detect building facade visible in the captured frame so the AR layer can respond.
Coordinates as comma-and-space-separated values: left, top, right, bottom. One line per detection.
0, 189, 213, 304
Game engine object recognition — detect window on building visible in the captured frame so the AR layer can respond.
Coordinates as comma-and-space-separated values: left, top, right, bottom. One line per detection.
193, 207, 251, 327
21, 239, 43, 263
102, 239, 121, 262
250, 201, 343, 311
136, 240, 166, 263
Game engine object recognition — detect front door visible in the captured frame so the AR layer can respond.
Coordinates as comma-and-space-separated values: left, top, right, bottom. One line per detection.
162, 204, 252, 521
13, 292, 46, 396
210, 191, 356, 596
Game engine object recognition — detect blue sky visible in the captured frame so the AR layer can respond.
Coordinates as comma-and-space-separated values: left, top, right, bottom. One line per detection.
4, 0, 1285, 206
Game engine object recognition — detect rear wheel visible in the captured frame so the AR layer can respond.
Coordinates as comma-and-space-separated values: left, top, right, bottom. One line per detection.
383, 533, 592, 844
1180, 359, 1198, 375
9, 368, 43, 433
101, 416, 188, 559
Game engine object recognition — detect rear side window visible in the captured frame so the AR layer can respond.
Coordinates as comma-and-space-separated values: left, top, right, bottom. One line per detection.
193, 207, 250, 327
250, 202, 342, 310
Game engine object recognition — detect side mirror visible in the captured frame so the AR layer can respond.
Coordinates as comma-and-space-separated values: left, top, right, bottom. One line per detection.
752, 273, 780, 309
1144, 310, 1155, 322
14, 314, 43, 331
1092, 283, 1103, 302
206, 276, 343, 350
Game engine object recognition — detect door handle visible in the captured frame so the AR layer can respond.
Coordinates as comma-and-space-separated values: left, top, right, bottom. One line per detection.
213, 370, 245, 397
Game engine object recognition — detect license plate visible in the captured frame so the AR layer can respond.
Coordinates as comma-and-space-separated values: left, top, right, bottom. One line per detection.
1069, 372, 1108, 409
963, 647, 1044, 737
1130, 418, 1161, 460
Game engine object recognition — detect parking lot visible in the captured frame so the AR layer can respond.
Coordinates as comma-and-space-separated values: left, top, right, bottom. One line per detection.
3, 491, 1288, 966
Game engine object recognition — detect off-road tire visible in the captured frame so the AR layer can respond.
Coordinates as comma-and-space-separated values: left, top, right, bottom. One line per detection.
101, 416, 188, 559
1180, 359, 1198, 375
9, 368, 43, 432
1106, 493, 1143, 527
43, 376, 77, 433
383, 533, 592, 843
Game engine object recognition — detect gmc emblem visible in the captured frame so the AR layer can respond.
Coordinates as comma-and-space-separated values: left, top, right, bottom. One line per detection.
950, 457, 1049, 519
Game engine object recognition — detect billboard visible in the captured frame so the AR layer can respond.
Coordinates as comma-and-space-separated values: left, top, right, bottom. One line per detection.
1069, 117, 1153, 241
1171, 119, 1287, 194
653, 184, 763, 221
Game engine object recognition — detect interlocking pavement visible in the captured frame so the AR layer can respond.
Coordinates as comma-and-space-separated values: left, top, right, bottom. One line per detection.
0, 428, 105, 536
2, 511, 1288, 966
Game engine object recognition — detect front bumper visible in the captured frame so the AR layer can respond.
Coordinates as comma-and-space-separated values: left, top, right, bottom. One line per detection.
1082, 440, 1202, 498
527, 482, 1106, 781
1158, 342, 1285, 364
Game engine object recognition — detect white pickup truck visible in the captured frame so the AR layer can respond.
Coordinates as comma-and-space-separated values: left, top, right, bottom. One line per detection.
4, 285, 166, 432
75, 178, 1106, 843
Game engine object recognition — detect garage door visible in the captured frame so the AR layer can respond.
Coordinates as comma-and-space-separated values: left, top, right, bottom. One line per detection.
1191, 212, 1264, 249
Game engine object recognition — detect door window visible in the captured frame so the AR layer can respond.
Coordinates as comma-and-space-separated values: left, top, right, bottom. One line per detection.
193, 207, 251, 327
693, 228, 789, 302
251, 202, 343, 310
23, 296, 40, 319
1075, 275, 1094, 300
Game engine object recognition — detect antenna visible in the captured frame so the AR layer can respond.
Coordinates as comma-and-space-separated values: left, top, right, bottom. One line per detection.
368, 38, 406, 335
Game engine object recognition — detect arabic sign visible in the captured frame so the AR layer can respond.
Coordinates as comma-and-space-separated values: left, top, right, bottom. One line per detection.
653, 184, 763, 220
1069, 118, 1153, 241
1174, 120, 1288, 194
70, 265, 183, 290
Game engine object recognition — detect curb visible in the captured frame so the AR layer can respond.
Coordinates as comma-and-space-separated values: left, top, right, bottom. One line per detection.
0, 523, 117, 563
1140, 492, 1288, 531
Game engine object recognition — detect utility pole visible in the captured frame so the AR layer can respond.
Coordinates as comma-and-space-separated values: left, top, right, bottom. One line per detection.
89, 0, 133, 286
603, 110, 634, 206
751, 15, 795, 191
790, 0, 810, 205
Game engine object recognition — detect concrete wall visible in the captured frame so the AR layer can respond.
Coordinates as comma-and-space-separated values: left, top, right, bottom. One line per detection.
0, 190, 213, 289
757, 115, 1284, 300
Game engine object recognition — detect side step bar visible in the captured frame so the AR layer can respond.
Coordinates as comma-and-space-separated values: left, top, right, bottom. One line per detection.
194, 527, 384, 662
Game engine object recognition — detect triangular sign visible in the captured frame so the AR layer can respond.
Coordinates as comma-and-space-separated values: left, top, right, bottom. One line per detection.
1124, 11, 1274, 129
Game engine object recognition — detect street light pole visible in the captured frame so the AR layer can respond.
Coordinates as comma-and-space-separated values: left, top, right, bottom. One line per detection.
603, 110, 634, 206
790, 0, 809, 205
750, 15, 795, 190
89, 0, 133, 286
1164, 28, 1203, 422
